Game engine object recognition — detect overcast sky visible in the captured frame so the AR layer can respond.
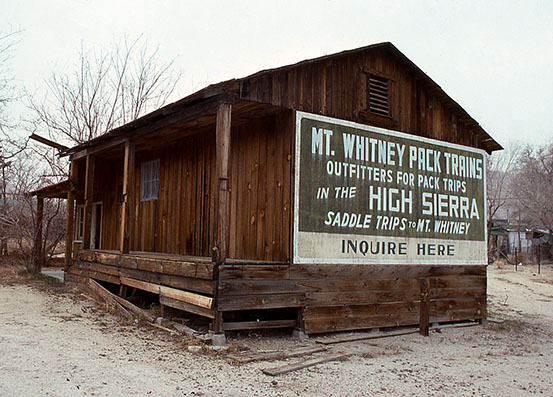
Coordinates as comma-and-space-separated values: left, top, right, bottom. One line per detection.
3, 0, 553, 149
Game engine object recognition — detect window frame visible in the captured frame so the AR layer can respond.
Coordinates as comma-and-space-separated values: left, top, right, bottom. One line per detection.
74, 204, 85, 242
140, 159, 160, 202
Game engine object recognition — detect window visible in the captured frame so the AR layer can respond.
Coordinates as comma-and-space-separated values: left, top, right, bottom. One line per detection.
140, 159, 160, 201
75, 205, 84, 241
368, 75, 390, 117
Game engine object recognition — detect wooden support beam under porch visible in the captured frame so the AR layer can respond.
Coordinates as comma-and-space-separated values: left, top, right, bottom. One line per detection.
66, 249, 219, 321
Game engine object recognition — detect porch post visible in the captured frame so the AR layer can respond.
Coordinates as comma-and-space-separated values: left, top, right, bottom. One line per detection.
32, 196, 44, 271
211, 100, 232, 336
120, 139, 135, 253
65, 191, 74, 270
65, 159, 78, 269
82, 155, 95, 250
212, 101, 232, 264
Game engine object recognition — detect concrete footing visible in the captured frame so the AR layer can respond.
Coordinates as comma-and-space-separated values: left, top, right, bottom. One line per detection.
210, 333, 227, 346
292, 329, 309, 340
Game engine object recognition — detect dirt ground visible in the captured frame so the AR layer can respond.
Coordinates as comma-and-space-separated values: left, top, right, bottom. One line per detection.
1, 263, 552, 396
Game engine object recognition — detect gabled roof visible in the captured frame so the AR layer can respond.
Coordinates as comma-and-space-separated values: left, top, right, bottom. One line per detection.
61, 42, 501, 157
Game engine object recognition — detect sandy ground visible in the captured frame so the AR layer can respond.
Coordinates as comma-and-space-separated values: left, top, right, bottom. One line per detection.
1, 263, 552, 396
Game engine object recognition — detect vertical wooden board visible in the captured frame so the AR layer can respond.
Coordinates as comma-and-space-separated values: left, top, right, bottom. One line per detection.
194, 146, 203, 254
133, 162, 140, 251
256, 124, 268, 260
274, 112, 286, 261
229, 129, 239, 258
264, 119, 277, 261
249, 123, 260, 258
206, 138, 216, 257
185, 148, 194, 255
283, 112, 293, 262
240, 128, 250, 258
343, 56, 353, 120
242, 126, 253, 258
287, 68, 296, 109
175, 145, 183, 254
82, 155, 95, 250
165, 147, 174, 254
185, 150, 194, 254
162, 151, 170, 252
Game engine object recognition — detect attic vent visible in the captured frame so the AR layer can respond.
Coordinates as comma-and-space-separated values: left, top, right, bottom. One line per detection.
368, 75, 390, 116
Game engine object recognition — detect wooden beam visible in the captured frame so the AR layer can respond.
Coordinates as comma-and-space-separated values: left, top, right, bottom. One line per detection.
82, 155, 95, 250
119, 276, 214, 309
120, 139, 135, 253
315, 329, 418, 345
211, 100, 232, 335
120, 276, 159, 294
32, 197, 44, 271
229, 345, 327, 364
159, 296, 216, 319
159, 285, 213, 309
212, 101, 232, 264
30, 133, 69, 151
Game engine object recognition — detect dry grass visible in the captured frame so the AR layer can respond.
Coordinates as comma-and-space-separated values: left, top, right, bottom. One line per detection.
494, 259, 506, 269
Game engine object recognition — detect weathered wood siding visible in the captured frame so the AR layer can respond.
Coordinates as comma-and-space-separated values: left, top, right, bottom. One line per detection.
127, 131, 216, 256
218, 264, 486, 334
239, 46, 476, 148
89, 110, 293, 262
229, 111, 293, 262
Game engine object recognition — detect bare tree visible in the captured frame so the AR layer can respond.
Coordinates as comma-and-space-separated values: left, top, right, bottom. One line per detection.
512, 143, 553, 233
1, 151, 66, 270
486, 146, 519, 261
28, 35, 181, 146
0, 30, 20, 133
487, 146, 519, 223
0, 29, 30, 257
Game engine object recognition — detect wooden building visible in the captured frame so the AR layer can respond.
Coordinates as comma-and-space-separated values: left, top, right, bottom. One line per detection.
34, 42, 501, 335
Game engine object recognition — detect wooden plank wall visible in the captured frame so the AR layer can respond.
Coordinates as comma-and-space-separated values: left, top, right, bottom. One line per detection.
239, 47, 476, 149
218, 264, 486, 334
91, 110, 293, 262
229, 111, 293, 262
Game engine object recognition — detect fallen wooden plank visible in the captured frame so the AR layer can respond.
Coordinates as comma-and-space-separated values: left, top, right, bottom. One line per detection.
487, 317, 504, 324
170, 321, 200, 337
223, 319, 296, 331
86, 278, 155, 322
230, 345, 327, 364
148, 323, 180, 336
84, 279, 134, 321
114, 297, 155, 323
315, 329, 418, 345
262, 352, 350, 376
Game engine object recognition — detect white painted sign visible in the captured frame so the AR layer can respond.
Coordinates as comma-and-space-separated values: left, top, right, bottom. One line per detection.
293, 111, 487, 265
